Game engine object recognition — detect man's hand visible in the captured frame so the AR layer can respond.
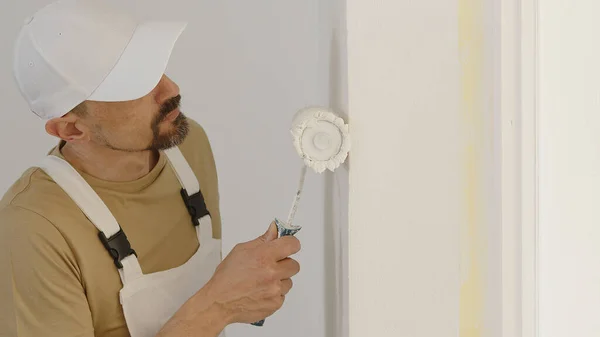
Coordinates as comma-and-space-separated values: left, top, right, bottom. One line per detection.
155, 221, 301, 337
205, 221, 302, 324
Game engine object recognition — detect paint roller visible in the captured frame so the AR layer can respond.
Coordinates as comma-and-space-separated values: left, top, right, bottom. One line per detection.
251, 106, 351, 327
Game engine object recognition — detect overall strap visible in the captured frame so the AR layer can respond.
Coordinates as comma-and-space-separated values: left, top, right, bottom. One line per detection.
163, 147, 199, 196
39, 155, 142, 284
163, 147, 213, 244
40, 156, 121, 236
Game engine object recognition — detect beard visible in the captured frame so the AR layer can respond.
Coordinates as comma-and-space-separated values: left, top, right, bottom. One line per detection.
146, 94, 189, 151
96, 94, 190, 153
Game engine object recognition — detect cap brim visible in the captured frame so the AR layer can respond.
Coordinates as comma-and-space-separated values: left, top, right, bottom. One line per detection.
87, 21, 187, 102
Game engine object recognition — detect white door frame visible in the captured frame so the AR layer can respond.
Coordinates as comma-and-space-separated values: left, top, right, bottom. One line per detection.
519, 0, 539, 336
501, 0, 539, 336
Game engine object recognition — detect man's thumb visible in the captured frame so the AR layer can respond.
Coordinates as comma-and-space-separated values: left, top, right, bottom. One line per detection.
259, 221, 278, 242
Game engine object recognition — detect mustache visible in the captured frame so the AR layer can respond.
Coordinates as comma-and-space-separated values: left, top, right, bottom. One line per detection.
159, 95, 182, 117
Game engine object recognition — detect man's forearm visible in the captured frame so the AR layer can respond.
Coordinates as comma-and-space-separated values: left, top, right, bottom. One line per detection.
155, 286, 230, 337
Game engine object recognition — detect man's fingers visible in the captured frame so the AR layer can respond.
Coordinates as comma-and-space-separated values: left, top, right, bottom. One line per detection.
280, 279, 293, 296
267, 236, 301, 261
276, 258, 300, 279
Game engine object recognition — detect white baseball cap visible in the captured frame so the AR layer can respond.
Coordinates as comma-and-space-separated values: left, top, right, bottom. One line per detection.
12, 0, 187, 120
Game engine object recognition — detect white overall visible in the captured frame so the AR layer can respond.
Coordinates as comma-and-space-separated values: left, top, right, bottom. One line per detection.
39, 146, 226, 337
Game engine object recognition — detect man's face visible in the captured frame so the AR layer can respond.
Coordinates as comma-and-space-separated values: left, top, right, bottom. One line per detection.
81, 74, 189, 152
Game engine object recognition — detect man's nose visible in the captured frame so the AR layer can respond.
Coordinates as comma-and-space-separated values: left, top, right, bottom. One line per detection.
155, 75, 180, 104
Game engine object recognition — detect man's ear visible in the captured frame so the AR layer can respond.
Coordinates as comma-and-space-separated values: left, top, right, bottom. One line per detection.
45, 113, 90, 143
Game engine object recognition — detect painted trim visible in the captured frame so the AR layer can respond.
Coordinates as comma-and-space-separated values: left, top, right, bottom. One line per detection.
500, 0, 521, 335
520, 0, 539, 336
501, 0, 539, 336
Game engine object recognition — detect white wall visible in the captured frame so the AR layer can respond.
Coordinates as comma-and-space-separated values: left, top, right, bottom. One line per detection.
346, 0, 503, 336
538, 0, 600, 336
345, 2, 459, 333
0, 1, 343, 336
318, 0, 349, 336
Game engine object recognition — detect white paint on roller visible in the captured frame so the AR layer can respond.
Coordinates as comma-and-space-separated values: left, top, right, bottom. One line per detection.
290, 106, 351, 174
285, 107, 351, 228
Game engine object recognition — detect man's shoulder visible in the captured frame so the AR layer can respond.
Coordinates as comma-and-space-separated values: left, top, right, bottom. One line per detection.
176, 118, 221, 236
0, 166, 75, 229
178, 117, 217, 169
186, 118, 209, 139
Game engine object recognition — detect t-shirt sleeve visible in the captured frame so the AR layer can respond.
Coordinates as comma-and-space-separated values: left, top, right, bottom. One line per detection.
0, 205, 95, 337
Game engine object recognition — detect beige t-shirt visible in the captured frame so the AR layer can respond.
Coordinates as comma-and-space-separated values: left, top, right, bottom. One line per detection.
0, 119, 222, 337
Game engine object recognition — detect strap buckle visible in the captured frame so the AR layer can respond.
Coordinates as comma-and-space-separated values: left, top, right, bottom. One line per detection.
180, 188, 210, 226
98, 229, 137, 269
